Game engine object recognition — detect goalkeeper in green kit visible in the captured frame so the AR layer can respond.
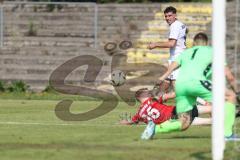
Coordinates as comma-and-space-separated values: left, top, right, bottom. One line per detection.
141, 32, 239, 141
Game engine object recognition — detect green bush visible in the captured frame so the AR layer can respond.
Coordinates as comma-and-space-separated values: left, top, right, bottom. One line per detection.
57, 4, 64, 11
42, 85, 57, 93
7, 81, 29, 93
46, 4, 55, 12
0, 81, 6, 92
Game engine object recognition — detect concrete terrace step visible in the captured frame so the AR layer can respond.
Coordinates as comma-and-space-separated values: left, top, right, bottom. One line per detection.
3, 38, 95, 47
4, 36, 94, 42
128, 48, 168, 54
0, 64, 111, 78
4, 8, 96, 15
6, 11, 95, 16
0, 51, 112, 69
3, 41, 94, 48
4, 28, 95, 37
0, 48, 111, 64
0, 46, 99, 56
4, 20, 95, 28
1, 62, 111, 71
4, 19, 95, 27
98, 3, 211, 15
1, 73, 110, 85
0, 54, 110, 65
0, 55, 75, 66
4, 15, 95, 23
0, 67, 111, 81
4, 37, 94, 42
3, 3, 96, 12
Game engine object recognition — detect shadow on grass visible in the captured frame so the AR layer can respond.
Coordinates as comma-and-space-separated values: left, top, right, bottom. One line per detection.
190, 151, 211, 160
158, 135, 210, 139
184, 140, 240, 160
223, 142, 240, 160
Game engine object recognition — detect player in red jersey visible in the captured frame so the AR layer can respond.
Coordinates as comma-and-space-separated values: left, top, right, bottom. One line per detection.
120, 88, 211, 126
131, 88, 176, 125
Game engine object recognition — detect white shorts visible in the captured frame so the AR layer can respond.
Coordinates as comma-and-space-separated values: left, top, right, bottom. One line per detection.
167, 59, 179, 80
167, 69, 179, 80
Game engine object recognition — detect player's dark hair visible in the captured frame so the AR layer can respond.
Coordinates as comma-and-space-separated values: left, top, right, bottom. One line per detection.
193, 32, 208, 43
164, 6, 177, 14
135, 88, 152, 101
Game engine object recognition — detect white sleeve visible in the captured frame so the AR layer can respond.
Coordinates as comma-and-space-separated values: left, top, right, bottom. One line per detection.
169, 23, 180, 40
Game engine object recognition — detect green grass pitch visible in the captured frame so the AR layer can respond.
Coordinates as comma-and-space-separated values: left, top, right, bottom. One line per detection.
0, 95, 239, 160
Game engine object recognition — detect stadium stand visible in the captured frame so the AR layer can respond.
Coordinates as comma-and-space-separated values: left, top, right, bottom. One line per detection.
3, 2, 237, 91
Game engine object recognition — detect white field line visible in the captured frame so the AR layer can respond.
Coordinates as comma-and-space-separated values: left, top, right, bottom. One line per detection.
0, 121, 122, 126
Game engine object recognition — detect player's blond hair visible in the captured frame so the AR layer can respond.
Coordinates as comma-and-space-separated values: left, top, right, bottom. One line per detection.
135, 88, 152, 101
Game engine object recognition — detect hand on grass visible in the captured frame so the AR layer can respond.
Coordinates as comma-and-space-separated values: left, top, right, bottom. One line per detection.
119, 120, 132, 125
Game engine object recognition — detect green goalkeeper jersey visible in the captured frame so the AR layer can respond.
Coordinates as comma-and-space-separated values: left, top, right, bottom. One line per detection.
174, 46, 213, 82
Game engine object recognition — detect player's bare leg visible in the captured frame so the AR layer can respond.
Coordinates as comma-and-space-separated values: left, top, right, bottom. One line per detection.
191, 105, 212, 125
191, 117, 211, 126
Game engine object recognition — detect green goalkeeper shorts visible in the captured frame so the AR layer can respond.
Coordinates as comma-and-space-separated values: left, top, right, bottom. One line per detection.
175, 80, 212, 113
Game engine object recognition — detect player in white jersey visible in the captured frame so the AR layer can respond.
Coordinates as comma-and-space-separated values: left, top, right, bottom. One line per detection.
148, 6, 187, 80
